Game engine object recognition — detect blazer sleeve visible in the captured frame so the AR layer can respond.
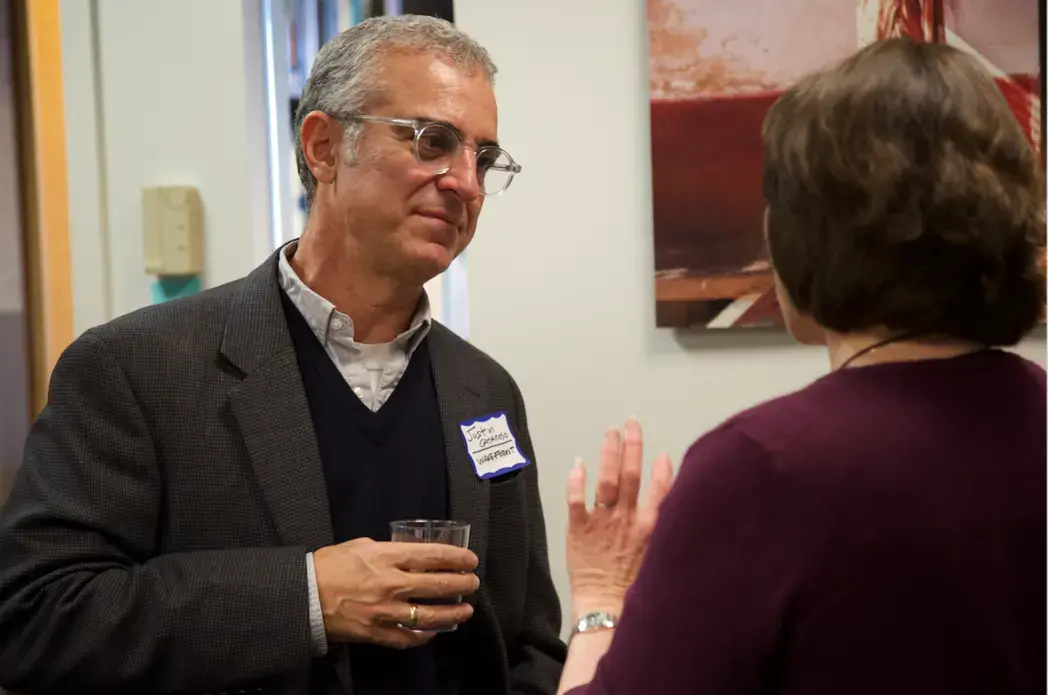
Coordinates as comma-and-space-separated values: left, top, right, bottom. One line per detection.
0, 331, 314, 693
506, 375, 568, 694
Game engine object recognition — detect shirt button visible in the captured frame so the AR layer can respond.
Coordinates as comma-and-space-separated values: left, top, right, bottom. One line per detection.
354, 387, 363, 397
330, 318, 343, 331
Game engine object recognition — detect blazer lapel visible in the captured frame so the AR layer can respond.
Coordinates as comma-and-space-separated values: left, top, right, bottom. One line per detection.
427, 324, 491, 595
222, 254, 334, 551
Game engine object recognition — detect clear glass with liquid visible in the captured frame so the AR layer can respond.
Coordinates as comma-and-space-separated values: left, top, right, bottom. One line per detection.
390, 519, 472, 632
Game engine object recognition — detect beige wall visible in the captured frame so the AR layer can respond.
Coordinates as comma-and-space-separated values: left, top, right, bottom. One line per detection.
60, 0, 275, 332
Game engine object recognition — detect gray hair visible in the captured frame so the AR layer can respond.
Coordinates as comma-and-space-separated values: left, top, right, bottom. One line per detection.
294, 14, 497, 208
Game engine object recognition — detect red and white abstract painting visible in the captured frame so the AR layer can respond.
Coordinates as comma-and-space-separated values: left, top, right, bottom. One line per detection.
648, 0, 1044, 328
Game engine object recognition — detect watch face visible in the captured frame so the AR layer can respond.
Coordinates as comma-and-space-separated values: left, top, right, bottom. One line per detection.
574, 611, 618, 634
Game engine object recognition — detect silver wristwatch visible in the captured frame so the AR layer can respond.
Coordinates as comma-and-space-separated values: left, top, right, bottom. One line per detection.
572, 611, 618, 636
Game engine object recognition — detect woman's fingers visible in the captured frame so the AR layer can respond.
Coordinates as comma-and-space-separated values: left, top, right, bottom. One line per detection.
567, 457, 589, 527
646, 452, 675, 510
594, 427, 623, 509
571, 421, 673, 521
618, 419, 644, 510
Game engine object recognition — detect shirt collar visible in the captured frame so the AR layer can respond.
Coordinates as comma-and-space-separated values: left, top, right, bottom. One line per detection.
277, 240, 432, 349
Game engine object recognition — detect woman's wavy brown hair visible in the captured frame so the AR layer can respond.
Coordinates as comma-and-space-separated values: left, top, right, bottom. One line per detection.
762, 38, 1046, 346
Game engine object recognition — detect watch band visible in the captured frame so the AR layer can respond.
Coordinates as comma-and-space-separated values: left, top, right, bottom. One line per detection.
572, 611, 618, 636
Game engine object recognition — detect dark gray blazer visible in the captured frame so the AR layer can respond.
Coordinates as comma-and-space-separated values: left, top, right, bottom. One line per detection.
0, 253, 566, 694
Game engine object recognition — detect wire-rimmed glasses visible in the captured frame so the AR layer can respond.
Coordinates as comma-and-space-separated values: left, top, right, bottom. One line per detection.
346, 114, 521, 196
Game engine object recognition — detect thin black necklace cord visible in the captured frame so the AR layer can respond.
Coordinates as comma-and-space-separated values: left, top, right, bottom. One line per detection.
837, 332, 924, 371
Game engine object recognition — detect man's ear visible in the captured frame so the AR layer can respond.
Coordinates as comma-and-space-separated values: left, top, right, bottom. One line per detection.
299, 111, 343, 186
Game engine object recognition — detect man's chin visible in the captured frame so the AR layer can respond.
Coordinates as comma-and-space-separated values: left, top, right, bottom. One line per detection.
401, 243, 457, 283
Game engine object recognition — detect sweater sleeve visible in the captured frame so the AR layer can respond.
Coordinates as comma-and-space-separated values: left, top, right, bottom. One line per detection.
569, 423, 815, 695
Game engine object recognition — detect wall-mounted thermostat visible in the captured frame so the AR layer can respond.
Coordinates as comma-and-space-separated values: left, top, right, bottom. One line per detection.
142, 186, 204, 276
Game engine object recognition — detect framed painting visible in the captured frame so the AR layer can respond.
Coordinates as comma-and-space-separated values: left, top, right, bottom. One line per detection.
648, 0, 1045, 328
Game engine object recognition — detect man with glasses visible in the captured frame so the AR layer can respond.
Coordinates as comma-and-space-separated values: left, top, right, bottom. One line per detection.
0, 14, 565, 695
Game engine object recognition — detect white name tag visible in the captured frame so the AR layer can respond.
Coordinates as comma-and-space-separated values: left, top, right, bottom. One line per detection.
459, 411, 531, 480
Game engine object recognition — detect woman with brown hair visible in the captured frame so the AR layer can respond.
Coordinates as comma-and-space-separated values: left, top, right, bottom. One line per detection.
557, 37, 1046, 695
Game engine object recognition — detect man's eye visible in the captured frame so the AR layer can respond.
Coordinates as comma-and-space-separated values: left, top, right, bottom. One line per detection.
417, 128, 458, 161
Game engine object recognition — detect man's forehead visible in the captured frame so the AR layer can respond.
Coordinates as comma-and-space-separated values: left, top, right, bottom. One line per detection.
378, 51, 498, 143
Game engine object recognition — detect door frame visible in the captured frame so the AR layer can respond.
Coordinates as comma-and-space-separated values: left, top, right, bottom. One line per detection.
12, 0, 74, 414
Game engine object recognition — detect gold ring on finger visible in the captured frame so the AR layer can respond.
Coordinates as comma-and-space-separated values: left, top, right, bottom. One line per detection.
407, 603, 420, 629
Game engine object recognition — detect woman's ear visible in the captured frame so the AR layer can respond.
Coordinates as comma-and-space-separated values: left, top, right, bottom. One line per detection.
774, 272, 826, 346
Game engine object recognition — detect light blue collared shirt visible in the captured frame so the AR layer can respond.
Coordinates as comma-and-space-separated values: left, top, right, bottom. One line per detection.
277, 242, 432, 411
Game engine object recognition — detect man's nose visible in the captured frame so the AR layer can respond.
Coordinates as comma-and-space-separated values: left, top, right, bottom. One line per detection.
438, 148, 481, 201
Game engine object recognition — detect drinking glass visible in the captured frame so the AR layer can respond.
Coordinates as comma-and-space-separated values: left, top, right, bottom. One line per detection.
390, 519, 471, 632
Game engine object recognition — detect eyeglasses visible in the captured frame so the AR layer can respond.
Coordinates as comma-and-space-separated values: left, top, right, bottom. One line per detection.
345, 114, 522, 196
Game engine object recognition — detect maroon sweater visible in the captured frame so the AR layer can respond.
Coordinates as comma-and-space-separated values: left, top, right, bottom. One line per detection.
568, 350, 1045, 695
